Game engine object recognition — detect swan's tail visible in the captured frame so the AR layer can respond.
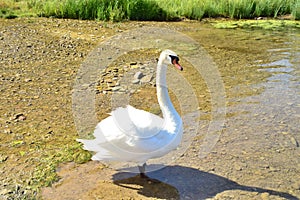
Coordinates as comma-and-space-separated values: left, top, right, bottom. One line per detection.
76, 138, 113, 160
76, 139, 102, 152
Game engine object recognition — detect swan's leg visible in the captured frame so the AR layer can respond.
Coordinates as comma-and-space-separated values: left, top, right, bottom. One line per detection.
138, 163, 147, 178
138, 163, 160, 183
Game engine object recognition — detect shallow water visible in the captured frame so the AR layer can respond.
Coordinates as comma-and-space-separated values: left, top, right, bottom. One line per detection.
44, 23, 300, 199
173, 25, 300, 199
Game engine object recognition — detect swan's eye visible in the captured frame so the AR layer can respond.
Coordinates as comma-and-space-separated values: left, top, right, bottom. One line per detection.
169, 55, 179, 64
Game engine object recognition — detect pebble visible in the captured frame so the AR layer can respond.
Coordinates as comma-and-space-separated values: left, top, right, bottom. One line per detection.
106, 79, 113, 83
289, 136, 299, 147
234, 164, 243, 171
0, 155, 8, 163
140, 74, 153, 83
139, 65, 145, 69
134, 71, 143, 79
132, 79, 140, 84
130, 61, 137, 65
260, 192, 270, 200
11, 113, 26, 121
129, 89, 136, 94
112, 86, 122, 92
0, 189, 10, 195
3, 129, 12, 134
104, 88, 112, 91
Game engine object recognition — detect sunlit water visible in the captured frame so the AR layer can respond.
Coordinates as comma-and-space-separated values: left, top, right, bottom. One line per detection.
244, 31, 299, 139
148, 27, 300, 199
89, 26, 300, 199
216, 29, 300, 154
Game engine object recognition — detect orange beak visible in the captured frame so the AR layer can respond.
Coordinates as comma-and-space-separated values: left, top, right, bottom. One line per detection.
172, 59, 183, 71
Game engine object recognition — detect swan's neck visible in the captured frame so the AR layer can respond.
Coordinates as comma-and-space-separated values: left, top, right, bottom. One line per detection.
156, 62, 180, 124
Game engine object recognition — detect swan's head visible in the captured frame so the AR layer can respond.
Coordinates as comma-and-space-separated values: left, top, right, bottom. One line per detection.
159, 49, 183, 71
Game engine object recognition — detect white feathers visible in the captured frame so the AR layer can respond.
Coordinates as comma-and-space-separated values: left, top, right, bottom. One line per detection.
77, 105, 182, 163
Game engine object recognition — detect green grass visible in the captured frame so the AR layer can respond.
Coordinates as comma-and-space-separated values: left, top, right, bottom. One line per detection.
156, 0, 299, 20
292, 0, 300, 20
1, 0, 299, 21
27, 0, 168, 21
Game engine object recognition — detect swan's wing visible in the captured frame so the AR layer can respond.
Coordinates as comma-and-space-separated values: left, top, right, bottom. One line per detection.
109, 105, 165, 138
77, 105, 182, 163
77, 118, 139, 160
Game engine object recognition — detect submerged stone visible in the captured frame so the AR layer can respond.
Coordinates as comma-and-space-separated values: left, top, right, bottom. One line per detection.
134, 71, 143, 79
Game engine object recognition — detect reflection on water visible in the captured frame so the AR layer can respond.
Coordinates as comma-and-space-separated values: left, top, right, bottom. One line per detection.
258, 31, 299, 94
259, 58, 293, 68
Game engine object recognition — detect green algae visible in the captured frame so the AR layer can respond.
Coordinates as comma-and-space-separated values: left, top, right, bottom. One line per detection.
212, 19, 300, 30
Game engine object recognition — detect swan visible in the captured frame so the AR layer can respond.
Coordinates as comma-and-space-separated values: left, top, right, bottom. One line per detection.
77, 49, 183, 177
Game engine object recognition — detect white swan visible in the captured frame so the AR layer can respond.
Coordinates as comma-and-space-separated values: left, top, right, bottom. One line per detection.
77, 49, 183, 177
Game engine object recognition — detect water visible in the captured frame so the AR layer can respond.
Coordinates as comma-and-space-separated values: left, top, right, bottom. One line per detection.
148, 25, 300, 199
44, 23, 300, 199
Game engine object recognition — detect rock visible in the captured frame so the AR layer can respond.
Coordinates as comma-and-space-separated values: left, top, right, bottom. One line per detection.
234, 164, 243, 171
11, 113, 26, 121
112, 86, 122, 92
0, 154, 8, 163
260, 192, 270, 200
132, 79, 140, 84
119, 88, 126, 92
289, 136, 299, 147
0, 188, 10, 195
130, 61, 137, 65
139, 65, 145, 69
24, 78, 32, 82
134, 71, 143, 79
106, 79, 113, 83
140, 74, 153, 83
115, 81, 120, 86
129, 89, 136, 94
104, 88, 112, 91
3, 129, 12, 134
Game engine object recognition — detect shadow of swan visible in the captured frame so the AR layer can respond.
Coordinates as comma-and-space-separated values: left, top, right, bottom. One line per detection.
113, 165, 298, 200
114, 174, 180, 199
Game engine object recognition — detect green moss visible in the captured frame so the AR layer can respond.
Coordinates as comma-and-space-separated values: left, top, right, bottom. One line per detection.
73, 150, 92, 164
29, 141, 92, 190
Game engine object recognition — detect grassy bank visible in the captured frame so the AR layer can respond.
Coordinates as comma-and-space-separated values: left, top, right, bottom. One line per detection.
1, 0, 299, 20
